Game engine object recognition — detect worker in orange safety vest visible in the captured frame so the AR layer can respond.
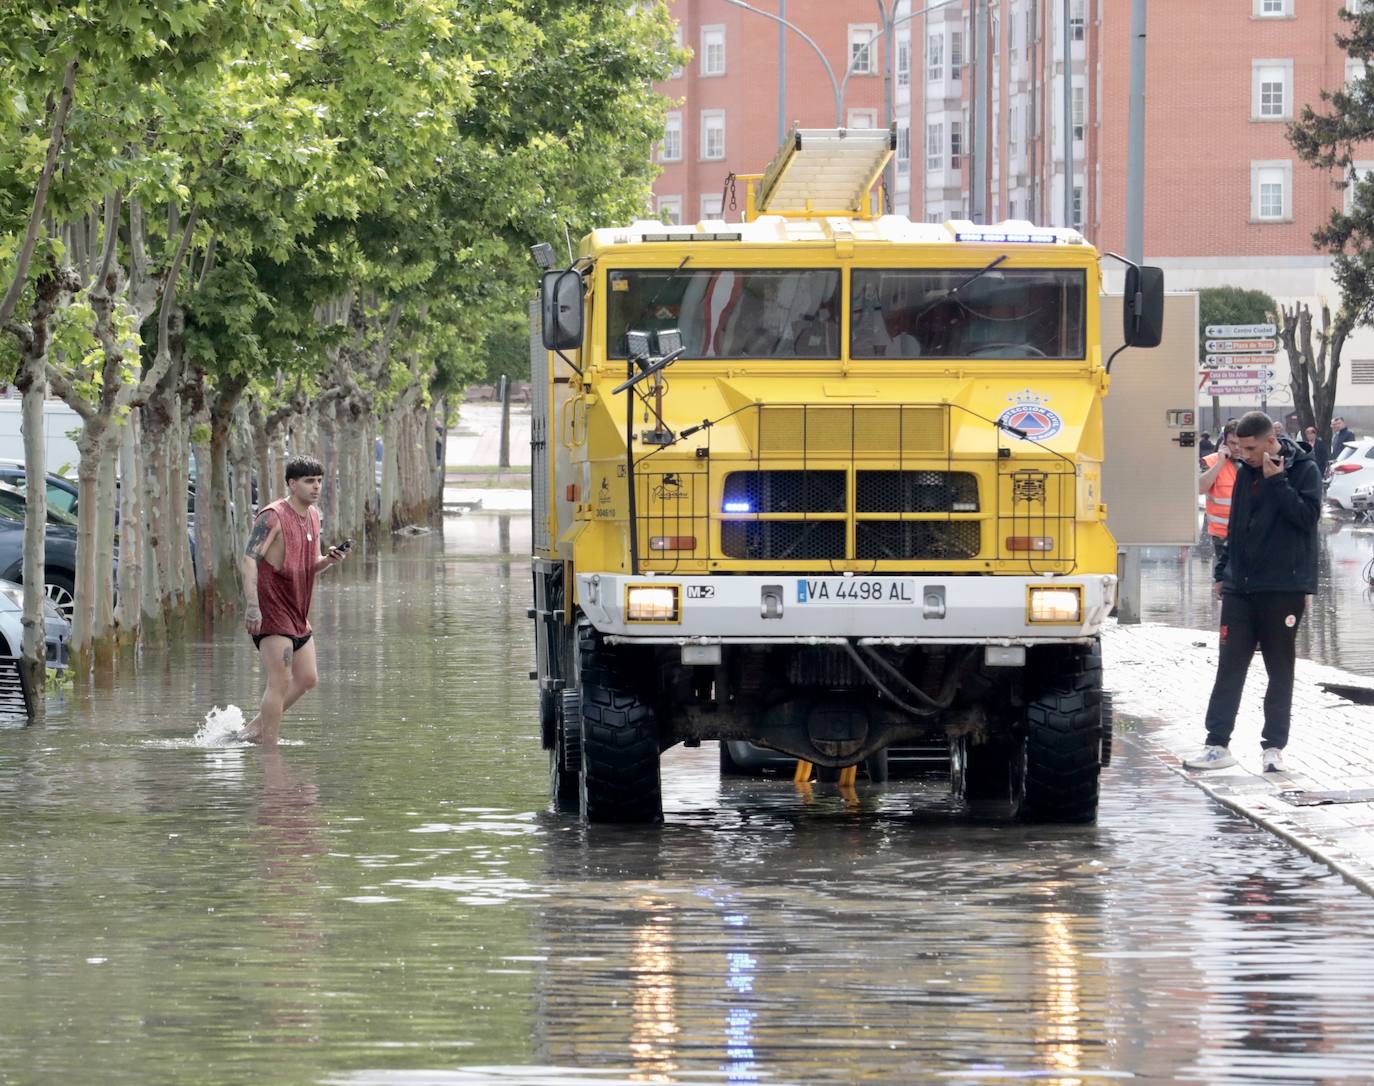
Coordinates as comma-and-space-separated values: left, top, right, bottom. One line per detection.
1198, 421, 1240, 557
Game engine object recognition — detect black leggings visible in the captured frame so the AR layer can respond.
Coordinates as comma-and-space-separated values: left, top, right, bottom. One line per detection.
1204, 592, 1306, 751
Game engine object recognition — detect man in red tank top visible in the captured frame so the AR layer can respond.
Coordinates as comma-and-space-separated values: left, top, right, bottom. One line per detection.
240, 456, 350, 744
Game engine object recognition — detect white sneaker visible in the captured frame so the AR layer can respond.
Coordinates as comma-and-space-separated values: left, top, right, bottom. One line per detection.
1183, 745, 1237, 771
1262, 747, 1289, 774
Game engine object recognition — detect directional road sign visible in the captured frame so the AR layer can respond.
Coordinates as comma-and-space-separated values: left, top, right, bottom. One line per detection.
1208, 367, 1275, 380
1205, 338, 1278, 354
1204, 353, 1277, 368
1205, 381, 1277, 395
1206, 323, 1276, 338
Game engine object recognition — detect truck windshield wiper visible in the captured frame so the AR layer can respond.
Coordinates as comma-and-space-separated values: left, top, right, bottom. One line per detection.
909, 254, 1010, 325
622, 256, 691, 349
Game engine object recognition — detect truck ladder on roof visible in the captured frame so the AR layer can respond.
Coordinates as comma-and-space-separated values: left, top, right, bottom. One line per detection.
742, 126, 896, 222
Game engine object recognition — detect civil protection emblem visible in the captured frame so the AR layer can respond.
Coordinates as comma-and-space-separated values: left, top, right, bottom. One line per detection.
998, 389, 1062, 440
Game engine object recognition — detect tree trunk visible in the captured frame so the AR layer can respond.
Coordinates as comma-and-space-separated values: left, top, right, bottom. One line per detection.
115, 412, 144, 647
17, 341, 48, 709
71, 425, 107, 673
93, 443, 119, 665
208, 405, 239, 602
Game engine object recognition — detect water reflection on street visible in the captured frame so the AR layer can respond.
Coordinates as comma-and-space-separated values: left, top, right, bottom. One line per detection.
0, 514, 1372, 1085
1141, 517, 1374, 676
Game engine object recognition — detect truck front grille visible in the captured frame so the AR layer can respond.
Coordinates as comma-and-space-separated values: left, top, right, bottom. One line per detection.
721, 521, 846, 561
856, 521, 981, 561
856, 470, 979, 513
722, 470, 845, 514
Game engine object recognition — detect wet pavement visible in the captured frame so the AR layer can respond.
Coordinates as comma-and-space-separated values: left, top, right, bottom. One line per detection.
3, 515, 1374, 1084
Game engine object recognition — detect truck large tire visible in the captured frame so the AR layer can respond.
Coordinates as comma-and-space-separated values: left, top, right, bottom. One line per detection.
1022, 642, 1103, 823
576, 629, 662, 824
549, 689, 581, 812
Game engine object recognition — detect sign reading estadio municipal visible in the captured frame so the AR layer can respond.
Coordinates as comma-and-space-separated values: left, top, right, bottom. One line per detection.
1203, 353, 1277, 368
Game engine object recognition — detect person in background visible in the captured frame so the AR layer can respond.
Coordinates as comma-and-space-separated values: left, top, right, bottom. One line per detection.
1331, 416, 1356, 460
1185, 412, 1322, 775
1198, 431, 1216, 463
1198, 422, 1240, 558
1304, 425, 1330, 476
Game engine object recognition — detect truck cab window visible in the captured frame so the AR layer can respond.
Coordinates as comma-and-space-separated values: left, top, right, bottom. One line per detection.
608, 268, 842, 360
850, 268, 1086, 360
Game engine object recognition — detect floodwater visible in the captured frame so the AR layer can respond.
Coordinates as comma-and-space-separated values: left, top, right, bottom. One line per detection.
1141, 516, 1374, 677
2, 515, 1374, 1085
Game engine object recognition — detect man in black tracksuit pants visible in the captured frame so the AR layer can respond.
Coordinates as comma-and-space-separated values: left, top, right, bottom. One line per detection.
1185, 411, 1322, 774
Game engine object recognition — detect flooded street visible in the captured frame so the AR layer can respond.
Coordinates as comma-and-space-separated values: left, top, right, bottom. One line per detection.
3, 514, 1374, 1084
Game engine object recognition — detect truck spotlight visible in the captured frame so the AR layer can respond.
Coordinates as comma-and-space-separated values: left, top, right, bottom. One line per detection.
1027, 586, 1082, 624
530, 242, 556, 270
626, 584, 680, 622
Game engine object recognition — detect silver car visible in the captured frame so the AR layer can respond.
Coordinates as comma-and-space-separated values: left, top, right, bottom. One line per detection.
0, 579, 71, 717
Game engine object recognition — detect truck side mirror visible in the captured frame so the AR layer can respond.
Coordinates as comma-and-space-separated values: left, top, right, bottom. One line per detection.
1122, 264, 1164, 348
540, 269, 584, 351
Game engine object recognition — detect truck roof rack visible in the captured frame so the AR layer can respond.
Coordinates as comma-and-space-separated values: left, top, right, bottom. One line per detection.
738, 126, 895, 222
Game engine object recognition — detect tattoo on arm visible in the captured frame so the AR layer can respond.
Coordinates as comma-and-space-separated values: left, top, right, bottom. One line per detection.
245, 515, 272, 560
282, 647, 292, 668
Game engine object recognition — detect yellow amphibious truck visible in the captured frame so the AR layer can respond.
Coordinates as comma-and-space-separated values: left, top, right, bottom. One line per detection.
530, 128, 1164, 823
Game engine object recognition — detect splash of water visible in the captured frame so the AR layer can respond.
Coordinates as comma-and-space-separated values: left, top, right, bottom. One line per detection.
192, 704, 247, 746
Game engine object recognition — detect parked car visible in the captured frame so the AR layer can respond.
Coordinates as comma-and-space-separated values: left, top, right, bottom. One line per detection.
0, 484, 78, 621
0, 459, 78, 517
1325, 436, 1374, 511
0, 578, 71, 717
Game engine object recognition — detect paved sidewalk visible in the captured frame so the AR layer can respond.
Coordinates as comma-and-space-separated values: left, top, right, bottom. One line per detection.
1104, 621, 1374, 894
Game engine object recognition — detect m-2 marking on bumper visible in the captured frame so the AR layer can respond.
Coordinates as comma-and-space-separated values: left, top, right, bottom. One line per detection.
686, 585, 715, 599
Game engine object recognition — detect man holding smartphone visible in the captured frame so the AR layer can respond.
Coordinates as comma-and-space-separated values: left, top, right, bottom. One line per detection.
240, 455, 351, 745
1185, 412, 1322, 774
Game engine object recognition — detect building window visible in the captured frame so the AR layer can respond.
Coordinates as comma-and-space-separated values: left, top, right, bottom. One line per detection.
927, 32, 944, 81
849, 24, 877, 75
657, 195, 682, 225
701, 110, 725, 160
897, 39, 911, 87
670, 24, 683, 79
950, 121, 963, 170
1072, 86, 1085, 142
1008, 104, 1019, 154
1008, 198, 1018, 219
1253, 61, 1292, 120
897, 124, 911, 174
1008, 10, 1018, 55
950, 31, 963, 79
1345, 161, 1374, 214
661, 112, 682, 163
1071, 185, 1083, 227
926, 121, 944, 172
1348, 58, 1367, 88
1255, 0, 1292, 15
848, 109, 878, 130
701, 194, 724, 220
700, 25, 725, 76
1070, 0, 1085, 41
1251, 161, 1291, 220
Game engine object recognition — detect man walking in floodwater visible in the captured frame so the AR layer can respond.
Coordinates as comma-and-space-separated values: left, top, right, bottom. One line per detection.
241, 456, 350, 745
1185, 412, 1322, 775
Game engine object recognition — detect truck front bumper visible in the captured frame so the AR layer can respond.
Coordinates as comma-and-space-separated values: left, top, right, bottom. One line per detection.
577, 573, 1116, 644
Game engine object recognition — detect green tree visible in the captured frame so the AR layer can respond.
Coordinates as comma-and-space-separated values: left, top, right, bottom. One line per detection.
1287, 4, 1374, 442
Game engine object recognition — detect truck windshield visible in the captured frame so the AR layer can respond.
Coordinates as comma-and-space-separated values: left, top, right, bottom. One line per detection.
850, 268, 1086, 360
607, 268, 842, 359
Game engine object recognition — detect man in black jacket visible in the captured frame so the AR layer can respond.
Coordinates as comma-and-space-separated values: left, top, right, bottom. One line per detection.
1185, 411, 1322, 774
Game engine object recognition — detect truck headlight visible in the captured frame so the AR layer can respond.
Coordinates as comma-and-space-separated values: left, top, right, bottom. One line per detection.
1027, 586, 1082, 624
626, 584, 680, 622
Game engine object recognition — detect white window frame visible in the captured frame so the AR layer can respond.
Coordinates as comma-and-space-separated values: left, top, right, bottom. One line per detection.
660, 112, 682, 163
897, 123, 911, 174
1251, 160, 1292, 221
700, 193, 724, 220
897, 38, 911, 87
1254, 0, 1292, 16
1345, 161, 1374, 214
950, 30, 963, 79
950, 120, 963, 170
1071, 184, 1083, 227
926, 121, 944, 172
670, 24, 683, 80
847, 109, 878, 130
700, 109, 725, 160
657, 195, 682, 225
1072, 86, 1085, 143
1348, 58, 1367, 88
1008, 104, 1019, 154
849, 23, 878, 75
700, 24, 725, 77
1070, 0, 1085, 41
1252, 60, 1292, 120
927, 32, 944, 81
